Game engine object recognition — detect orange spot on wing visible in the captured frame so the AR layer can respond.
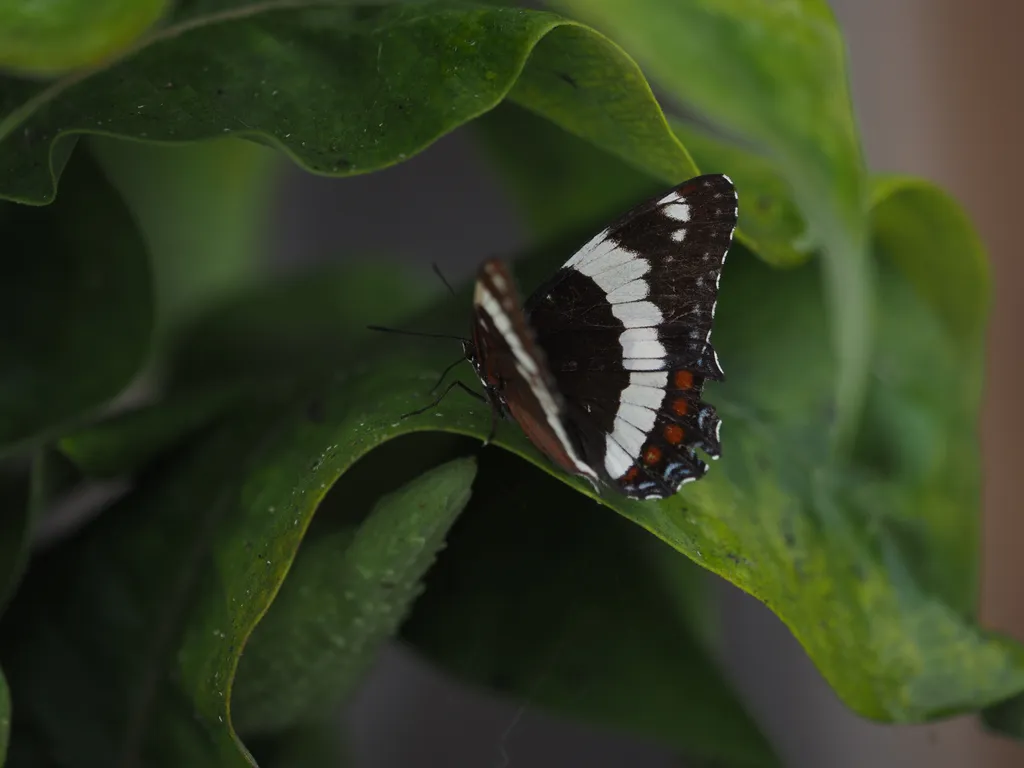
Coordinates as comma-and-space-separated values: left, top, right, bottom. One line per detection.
624, 466, 640, 482
664, 423, 685, 444
643, 445, 662, 465
674, 370, 694, 390
671, 398, 689, 416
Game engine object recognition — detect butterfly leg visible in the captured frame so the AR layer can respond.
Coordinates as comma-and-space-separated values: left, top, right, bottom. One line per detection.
429, 356, 467, 393
400, 380, 487, 420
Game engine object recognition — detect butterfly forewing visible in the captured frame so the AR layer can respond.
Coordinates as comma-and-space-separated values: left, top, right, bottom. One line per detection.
522, 174, 737, 499
470, 259, 600, 488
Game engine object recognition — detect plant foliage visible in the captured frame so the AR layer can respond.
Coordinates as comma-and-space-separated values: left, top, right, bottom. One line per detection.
0, 1, 1020, 766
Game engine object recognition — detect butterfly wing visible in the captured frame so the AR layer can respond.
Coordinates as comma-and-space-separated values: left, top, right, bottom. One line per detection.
470, 258, 600, 489
524, 174, 737, 499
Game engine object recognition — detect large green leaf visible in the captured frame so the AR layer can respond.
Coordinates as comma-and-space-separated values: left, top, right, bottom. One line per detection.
671, 118, 809, 269
1, 1, 1015, 758
474, 99, 1015, 718
0, 390, 477, 767
3, 195, 1017, 766
870, 176, 989, 351
231, 450, 476, 735
57, 261, 439, 480
0, 0, 168, 76
0, 149, 153, 452
403, 449, 777, 767
549, 0, 871, 446
0, 2, 696, 233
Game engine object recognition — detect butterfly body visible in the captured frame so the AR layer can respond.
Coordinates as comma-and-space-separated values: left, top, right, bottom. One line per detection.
466, 174, 737, 500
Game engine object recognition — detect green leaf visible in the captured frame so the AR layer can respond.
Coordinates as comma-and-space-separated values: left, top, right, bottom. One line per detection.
231, 454, 476, 735
274, 175, 1016, 723
671, 118, 809, 269
470, 77, 1014, 721
58, 261, 439, 479
0, 0, 168, 76
0, 392, 477, 766
168, 262, 440, 388
4, 185, 1016, 765
403, 450, 777, 767
2, 3, 695, 212
88, 136, 281, 337
862, 177, 991, 617
549, 0, 871, 446
870, 175, 989, 351
472, 101, 661, 242
1, 1, 1016, 753
0, 149, 153, 452
57, 384, 262, 478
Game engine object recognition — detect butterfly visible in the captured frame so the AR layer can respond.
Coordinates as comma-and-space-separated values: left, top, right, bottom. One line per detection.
401, 174, 736, 500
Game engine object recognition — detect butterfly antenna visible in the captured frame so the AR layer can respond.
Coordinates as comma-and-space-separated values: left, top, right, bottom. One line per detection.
366, 325, 469, 344
432, 262, 457, 297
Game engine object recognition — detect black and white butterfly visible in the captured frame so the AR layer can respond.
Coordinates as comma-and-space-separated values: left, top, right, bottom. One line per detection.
454, 174, 738, 500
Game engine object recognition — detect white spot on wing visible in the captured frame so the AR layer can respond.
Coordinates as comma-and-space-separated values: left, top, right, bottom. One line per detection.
619, 327, 657, 344
571, 238, 630, 275
621, 383, 663, 409
606, 278, 649, 304
621, 337, 665, 359
563, 228, 607, 269
612, 301, 662, 328
587, 255, 648, 292
663, 202, 690, 222
624, 358, 663, 371
671, 228, 687, 243
479, 289, 538, 376
604, 369, 671, 479
618, 402, 657, 433
612, 417, 645, 457
604, 436, 632, 478
621, 327, 665, 359
629, 371, 668, 388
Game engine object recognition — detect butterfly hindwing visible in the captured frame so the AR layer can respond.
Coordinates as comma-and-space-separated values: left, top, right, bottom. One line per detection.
523, 174, 736, 499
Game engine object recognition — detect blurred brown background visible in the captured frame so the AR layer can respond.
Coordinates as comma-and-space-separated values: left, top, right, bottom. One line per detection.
267, 0, 1024, 764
